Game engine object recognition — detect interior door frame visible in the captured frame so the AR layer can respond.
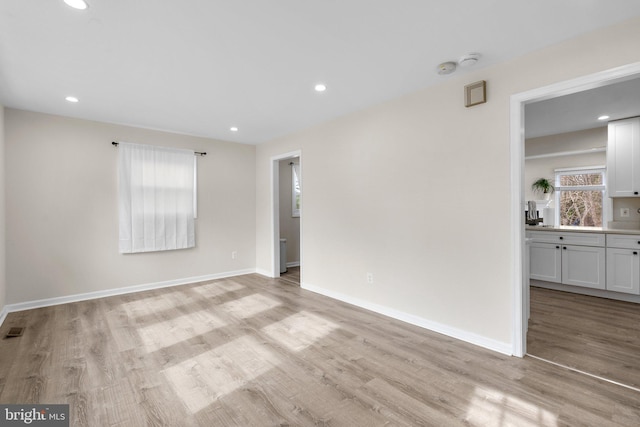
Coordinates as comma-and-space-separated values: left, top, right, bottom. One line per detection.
270, 150, 302, 279
510, 62, 640, 357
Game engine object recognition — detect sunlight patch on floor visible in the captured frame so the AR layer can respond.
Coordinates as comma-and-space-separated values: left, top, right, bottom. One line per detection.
121, 291, 186, 317
191, 281, 245, 299
219, 293, 281, 318
261, 311, 339, 352
466, 386, 558, 427
162, 335, 281, 413
138, 309, 227, 352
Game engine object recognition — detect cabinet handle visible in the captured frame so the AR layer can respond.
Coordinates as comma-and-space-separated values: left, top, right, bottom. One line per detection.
563, 246, 567, 250
635, 192, 638, 195
559, 236, 564, 240
634, 252, 638, 255
556, 246, 560, 249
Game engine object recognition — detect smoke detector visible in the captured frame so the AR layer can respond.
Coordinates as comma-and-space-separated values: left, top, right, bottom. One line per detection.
458, 53, 480, 68
437, 61, 457, 75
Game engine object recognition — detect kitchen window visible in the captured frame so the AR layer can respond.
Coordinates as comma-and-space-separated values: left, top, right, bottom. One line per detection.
554, 166, 606, 227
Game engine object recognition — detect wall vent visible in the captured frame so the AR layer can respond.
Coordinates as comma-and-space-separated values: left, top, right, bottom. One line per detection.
5, 327, 24, 338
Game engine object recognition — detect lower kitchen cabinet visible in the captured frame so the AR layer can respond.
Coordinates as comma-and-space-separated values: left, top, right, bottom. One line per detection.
529, 242, 605, 288
529, 230, 640, 298
528, 230, 606, 289
530, 242, 561, 283
606, 247, 640, 294
561, 245, 606, 289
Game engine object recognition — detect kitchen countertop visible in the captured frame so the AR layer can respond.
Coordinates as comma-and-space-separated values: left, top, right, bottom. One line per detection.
526, 225, 640, 235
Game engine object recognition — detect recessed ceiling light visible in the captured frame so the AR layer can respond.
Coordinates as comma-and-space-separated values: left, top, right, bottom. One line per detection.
230, 127, 238, 132
64, 0, 89, 10
65, 96, 79, 103
598, 115, 610, 121
314, 83, 327, 92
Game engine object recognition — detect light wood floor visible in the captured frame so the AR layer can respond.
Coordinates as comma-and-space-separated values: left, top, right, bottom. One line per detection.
279, 266, 300, 286
1, 275, 639, 426
527, 286, 640, 390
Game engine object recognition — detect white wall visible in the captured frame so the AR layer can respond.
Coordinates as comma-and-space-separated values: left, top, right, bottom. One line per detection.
611, 197, 640, 225
255, 16, 640, 352
279, 158, 300, 266
524, 127, 607, 201
5, 109, 256, 304
0, 105, 5, 316
525, 127, 640, 227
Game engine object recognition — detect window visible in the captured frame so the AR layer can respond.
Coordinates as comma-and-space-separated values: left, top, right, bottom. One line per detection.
292, 163, 300, 217
118, 142, 197, 253
554, 166, 606, 227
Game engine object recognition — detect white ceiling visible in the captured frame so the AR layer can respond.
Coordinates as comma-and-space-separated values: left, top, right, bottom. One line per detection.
2, 1, 640, 145
525, 76, 640, 139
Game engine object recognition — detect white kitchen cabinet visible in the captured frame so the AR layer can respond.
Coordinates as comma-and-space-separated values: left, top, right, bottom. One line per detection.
606, 248, 640, 294
527, 230, 605, 289
530, 242, 561, 283
606, 234, 640, 250
561, 245, 606, 289
606, 234, 640, 294
528, 229, 640, 300
607, 117, 640, 198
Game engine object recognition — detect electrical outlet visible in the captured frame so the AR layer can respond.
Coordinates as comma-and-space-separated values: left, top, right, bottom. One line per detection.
366, 273, 374, 284
621, 208, 630, 218
231, 251, 238, 259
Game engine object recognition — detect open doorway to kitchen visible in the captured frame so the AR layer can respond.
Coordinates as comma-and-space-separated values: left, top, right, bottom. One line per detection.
271, 151, 302, 285
512, 62, 640, 390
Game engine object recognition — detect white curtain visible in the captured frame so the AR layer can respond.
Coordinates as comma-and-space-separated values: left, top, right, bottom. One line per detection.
118, 142, 195, 253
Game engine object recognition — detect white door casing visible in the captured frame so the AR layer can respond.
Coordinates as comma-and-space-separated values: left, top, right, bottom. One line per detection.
510, 62, 640, 357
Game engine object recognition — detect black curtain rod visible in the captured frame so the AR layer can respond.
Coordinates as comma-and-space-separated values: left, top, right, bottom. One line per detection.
112, 141, 206, 156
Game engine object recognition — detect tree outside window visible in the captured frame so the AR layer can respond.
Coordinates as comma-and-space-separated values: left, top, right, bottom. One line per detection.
555, 168, 605, 227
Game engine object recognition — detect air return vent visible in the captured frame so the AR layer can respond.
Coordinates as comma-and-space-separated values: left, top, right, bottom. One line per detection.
5, 327, 24, 338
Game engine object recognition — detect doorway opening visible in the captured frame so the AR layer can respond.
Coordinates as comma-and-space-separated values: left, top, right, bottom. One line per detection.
511, 62, 640, 358
271, 151, 302, 285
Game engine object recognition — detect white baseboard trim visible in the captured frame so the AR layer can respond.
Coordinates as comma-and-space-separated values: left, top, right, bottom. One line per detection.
0, 306, 8, 329
1, 268, 256, 319
255, 268, 274, 278
286, 261, 300, 268
255, 265, 298, 278
302, 282, 512, 356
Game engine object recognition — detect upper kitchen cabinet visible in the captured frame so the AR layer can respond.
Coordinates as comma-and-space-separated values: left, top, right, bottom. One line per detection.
607, 117, 640, 197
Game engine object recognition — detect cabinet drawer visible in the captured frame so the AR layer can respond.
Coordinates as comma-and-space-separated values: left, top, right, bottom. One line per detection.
606, 234, 640, 249
527, 231, 605, 247
527, 231, 563, 244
